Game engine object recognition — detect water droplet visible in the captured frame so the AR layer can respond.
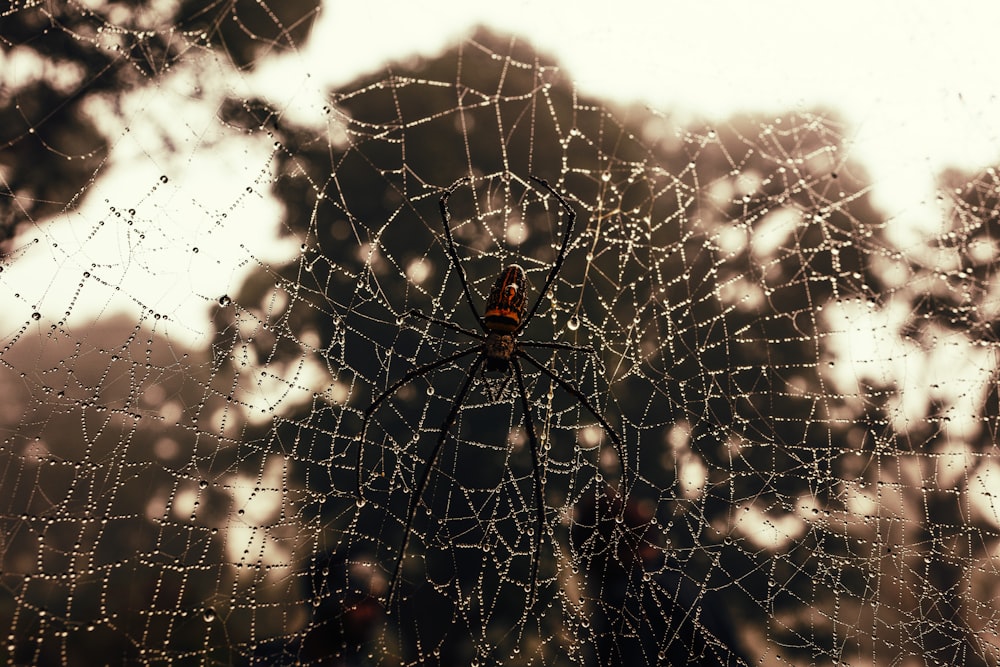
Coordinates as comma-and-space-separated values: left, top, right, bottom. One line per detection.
203, 608, 216, 622
218, 295, 231, 306
31, 312, 41, 321
567, 316, 580, 331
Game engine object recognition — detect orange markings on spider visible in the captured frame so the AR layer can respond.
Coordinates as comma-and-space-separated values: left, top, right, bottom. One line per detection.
484, 264, 527, 334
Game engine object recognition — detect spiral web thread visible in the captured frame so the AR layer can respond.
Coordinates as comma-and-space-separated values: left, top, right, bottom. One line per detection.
2, 6, 1000, 665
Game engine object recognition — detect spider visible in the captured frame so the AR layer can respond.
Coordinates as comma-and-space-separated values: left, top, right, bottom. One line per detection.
357, 175, 626, 609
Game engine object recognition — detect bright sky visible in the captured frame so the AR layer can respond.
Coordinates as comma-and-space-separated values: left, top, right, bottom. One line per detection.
313, 0, 1000, 216
5, 0, 1000, 348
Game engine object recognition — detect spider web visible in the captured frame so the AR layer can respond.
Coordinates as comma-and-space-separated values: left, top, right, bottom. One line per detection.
3, 4, 1000, 665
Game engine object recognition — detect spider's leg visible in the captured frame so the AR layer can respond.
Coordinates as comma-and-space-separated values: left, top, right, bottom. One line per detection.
357, 346, 481, 501
519, 176, 576, 333
386, 352, 486, 607
512, 358, 545, 612
517, 350, 627, 483
439, 177, 486, 331
404, 309, 485, 340
521, 340, 596, 356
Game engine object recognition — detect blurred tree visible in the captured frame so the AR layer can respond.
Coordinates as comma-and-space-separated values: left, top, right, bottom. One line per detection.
4, 6, 989, 662
0, 0, 319, 662
0, 0, 318, 246
222, 27, 894, 664
0, 317, 232, 664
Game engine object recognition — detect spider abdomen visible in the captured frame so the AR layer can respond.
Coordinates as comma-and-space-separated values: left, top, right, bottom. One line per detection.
484, 264, 527, 334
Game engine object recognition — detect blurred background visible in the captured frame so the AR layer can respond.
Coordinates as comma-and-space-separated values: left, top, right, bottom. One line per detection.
2, 2, 1000, 665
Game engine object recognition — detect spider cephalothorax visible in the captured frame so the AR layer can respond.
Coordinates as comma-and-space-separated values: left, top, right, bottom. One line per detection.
357, 175, 626, 610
